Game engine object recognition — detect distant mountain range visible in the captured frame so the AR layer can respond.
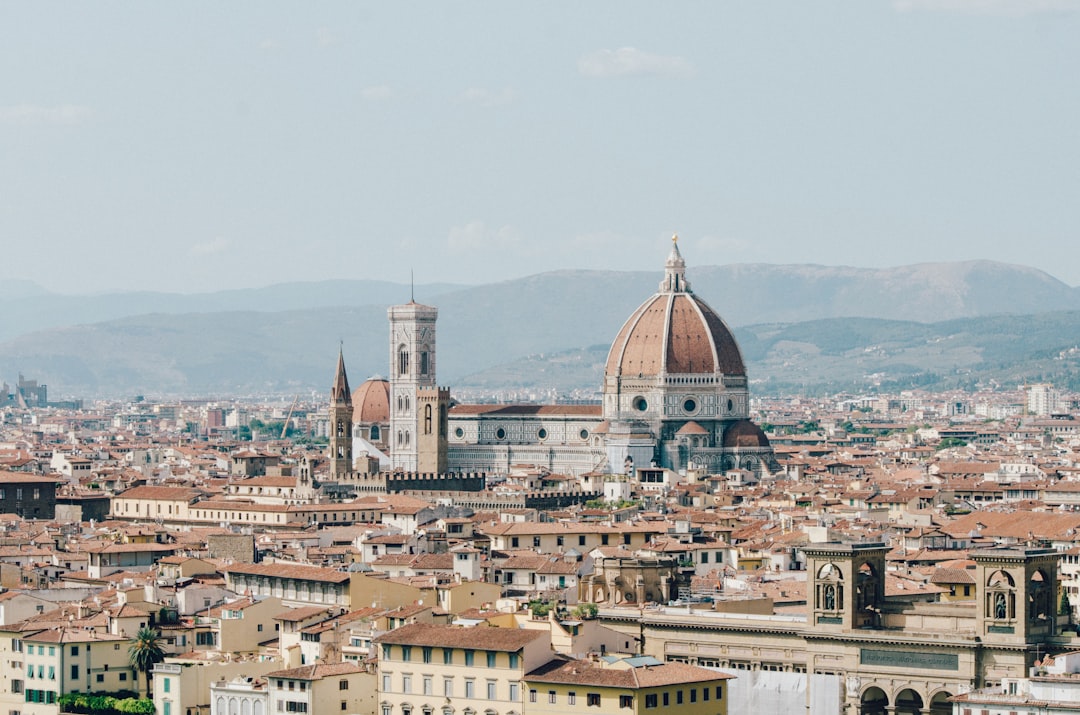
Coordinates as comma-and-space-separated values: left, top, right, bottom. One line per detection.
1, 260, 1078, 398
458, 312, 1080, 398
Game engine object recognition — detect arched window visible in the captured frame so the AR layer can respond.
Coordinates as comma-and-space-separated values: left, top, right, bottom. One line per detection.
1030, 570, 1051, 621
336, 420, 344, 438
817, 562, 843, 612
370, 425, 380, 441
857, 562, 879, 611
986, 570, 1016, 621
424, 404, 433, 435
398, 347, 410, 376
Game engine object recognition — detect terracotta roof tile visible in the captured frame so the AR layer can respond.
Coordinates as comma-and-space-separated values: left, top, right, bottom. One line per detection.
374, 623, 546, 651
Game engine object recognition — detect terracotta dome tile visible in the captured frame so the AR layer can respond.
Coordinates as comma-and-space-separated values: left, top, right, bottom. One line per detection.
352, 378, 390, 424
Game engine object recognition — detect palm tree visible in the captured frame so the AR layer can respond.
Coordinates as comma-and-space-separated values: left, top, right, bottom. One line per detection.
128, 626, 165, 694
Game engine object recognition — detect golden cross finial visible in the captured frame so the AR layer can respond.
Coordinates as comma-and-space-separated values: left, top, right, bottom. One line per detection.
672, 233, 679, 244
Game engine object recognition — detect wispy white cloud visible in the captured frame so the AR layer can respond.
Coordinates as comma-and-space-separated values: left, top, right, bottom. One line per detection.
578, 47, 695, 79
259, 38, 281, 51
893, 0, 1080, 14
189, 237, 230, 257
360, 86, 393, 101
0, 104, 95, 126
447, 221, 524, 253
315, 27, 339, 47
458, 87, 516, 107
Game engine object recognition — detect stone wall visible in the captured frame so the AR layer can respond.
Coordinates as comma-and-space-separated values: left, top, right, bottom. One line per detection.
208, 533, 256, 563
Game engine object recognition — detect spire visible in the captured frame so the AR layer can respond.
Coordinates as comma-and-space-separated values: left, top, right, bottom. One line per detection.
332, 345, 352, 404
660, 233, 690, 293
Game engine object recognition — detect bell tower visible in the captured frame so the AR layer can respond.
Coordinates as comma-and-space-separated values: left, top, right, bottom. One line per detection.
803, 542, 888, 632
328, 347, 353, 479
973, 547, 1060, 647
388, 300, 438, 472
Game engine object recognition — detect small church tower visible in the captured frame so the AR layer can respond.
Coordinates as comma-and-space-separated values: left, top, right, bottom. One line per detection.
388, 300, 438, 472
328, 347, 353, 479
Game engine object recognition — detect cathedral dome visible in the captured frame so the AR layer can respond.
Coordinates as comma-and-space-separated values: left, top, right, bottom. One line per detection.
352, 377, 390, 425
722, 419, 770, 449
604, 239, 745, 379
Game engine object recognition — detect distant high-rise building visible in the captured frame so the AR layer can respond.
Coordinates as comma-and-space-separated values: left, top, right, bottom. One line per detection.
14, 374, 47, 408
1026, 383, 1062, 416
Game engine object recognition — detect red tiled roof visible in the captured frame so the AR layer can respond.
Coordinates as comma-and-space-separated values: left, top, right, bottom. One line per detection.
226, 562, 351, 584
374, 623, 546, 651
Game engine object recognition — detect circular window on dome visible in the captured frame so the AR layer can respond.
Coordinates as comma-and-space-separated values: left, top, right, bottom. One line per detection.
683, 397, 697, 413
495, 427, 506, 440
633, 396, 648, 412
580, 429, 589, 440
538, 428, 548, 440
454, 427, 464, 439
727, 398, 734, 412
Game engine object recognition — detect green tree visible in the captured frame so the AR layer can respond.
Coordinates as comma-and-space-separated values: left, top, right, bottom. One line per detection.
128, 626, 164, 694
571, 603, 599, 620
528, 599, 552, 618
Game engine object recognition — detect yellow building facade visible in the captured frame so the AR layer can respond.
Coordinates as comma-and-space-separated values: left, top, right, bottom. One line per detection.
374, 623, 553, 715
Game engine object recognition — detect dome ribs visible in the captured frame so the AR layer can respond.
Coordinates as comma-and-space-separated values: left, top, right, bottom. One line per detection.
667, 295, 715, 374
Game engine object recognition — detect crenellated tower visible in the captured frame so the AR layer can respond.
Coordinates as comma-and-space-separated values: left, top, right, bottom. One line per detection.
416, 386, 450, 474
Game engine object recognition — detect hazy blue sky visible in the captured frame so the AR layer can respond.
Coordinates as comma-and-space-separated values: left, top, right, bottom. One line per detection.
2, 1, 1078, 294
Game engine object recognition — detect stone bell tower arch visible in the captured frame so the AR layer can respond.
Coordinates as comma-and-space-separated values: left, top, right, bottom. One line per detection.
803, 542, 888, 632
